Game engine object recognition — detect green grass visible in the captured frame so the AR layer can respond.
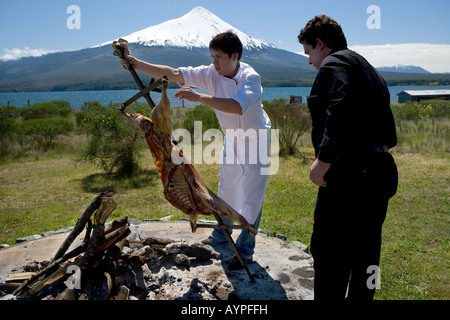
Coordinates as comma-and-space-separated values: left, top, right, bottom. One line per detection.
377, 154, 449, 299
0, 146, 448, 300
0, 103, 449, 300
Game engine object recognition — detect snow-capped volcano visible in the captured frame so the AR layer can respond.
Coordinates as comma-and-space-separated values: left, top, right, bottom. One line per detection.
98, 7, 274, 50
0, 7, 318, 92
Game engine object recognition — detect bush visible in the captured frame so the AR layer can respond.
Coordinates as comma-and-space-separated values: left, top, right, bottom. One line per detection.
20, 118, 73, 151
0, 106, 19, 161
391, 101, 450, 156
183, 104, 221, 137
391, 100, 450, 122
19, 100, 72, 120
76, 102, 149, 175
20, 118, 74, 151
263, 98, 312, 155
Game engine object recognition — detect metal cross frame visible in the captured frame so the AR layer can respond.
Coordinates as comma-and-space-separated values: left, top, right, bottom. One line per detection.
112, 39, 255, 282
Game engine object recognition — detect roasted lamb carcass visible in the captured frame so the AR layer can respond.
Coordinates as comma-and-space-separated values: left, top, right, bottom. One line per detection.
119, 79, 256, 236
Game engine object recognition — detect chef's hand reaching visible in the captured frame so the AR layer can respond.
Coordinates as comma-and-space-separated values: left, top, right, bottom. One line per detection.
174, 87, 202, 102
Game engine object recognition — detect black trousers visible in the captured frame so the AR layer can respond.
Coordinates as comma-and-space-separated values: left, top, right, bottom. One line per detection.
310, 152, 398, 300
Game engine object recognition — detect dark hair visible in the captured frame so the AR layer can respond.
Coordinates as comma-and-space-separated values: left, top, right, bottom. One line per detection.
209, 31, 243, 60
298, 15, 347, 49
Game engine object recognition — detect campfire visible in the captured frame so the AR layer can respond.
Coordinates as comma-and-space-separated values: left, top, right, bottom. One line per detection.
6, 193, 225, 300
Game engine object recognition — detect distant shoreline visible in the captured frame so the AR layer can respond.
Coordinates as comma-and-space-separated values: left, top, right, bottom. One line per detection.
1, 85, 449, 108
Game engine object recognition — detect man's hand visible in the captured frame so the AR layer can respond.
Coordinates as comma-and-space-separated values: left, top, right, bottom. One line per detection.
310, 158, 331, 187
174, 87, 201, 102
120, 55, 139, 70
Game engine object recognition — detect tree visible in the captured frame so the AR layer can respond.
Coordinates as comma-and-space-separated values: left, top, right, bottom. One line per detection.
263, 98, 312, 155
76, 102, 150, 175
20, 118, 74, 151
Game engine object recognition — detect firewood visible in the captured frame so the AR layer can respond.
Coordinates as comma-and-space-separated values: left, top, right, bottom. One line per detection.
56, 287, 77, 300
106, 237, 127, 262
105, 216, 128, 235
23, 197, 120, 298
28, 260, 81, 296
79, 196, 117, 274
6, 272, 36, 283
0, 282, 20, 292
174, 253, 191, 270
163, 242, 221, 260
114, 285, 130, 300
94, 259, 116, 300
13, 241, 87, 297
97, 225, 130, 254
53, 192, 113, 261
143, 237, 175, 246
124, 245, 158, 266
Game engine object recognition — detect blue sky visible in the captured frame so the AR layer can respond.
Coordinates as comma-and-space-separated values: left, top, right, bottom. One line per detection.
1, 0, 450, 72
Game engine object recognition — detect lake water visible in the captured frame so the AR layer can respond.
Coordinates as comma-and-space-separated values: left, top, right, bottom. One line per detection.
1, 85, 449, 109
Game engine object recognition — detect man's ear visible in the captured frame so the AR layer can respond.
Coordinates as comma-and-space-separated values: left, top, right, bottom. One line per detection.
231, 52, 240, 61
315, 38, 325, 50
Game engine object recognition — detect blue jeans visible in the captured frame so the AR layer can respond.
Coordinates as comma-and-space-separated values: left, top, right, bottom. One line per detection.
210, 207, 262, 259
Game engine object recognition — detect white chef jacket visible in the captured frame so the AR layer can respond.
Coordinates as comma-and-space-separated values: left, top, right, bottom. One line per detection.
178, 62, 271, 225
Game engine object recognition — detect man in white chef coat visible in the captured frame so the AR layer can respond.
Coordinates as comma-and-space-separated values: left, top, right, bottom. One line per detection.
121, 31, 271, 269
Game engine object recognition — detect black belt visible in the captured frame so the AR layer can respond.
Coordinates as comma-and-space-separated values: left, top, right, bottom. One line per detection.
369, 145, 389, 153
335, 145, 389, 161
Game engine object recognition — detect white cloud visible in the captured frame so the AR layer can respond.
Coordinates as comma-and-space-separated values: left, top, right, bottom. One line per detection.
349, 43, 450, 73
0, 47, 58, 61
296, 43, 450, 73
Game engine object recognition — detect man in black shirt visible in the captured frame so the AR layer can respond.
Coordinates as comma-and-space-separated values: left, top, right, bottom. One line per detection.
298, 15, 398, 300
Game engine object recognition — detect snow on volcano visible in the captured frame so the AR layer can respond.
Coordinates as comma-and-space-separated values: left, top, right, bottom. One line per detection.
97, 6, 274, 50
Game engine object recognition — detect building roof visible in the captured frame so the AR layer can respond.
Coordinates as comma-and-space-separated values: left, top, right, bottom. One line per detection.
397, 90, 450, 96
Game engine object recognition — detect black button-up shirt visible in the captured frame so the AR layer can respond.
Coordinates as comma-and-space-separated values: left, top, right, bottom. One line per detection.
307, 48, 397, 163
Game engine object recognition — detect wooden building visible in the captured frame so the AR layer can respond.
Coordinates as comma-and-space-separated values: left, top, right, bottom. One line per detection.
397, 90, 450, 103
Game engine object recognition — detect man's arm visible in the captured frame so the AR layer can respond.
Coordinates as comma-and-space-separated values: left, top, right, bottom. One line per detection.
309, 64, 350, 187
121, 56, 185, 84
174, 87, 243, 115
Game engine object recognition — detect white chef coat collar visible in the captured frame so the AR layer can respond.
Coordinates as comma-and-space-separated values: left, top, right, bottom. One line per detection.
222, 62, 241, 85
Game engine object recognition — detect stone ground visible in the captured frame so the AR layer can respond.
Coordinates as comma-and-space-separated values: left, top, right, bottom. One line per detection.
0, 219, 314, 300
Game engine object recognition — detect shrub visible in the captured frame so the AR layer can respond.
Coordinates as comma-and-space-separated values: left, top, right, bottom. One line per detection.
0, 106, 19, 161
76, 102, 149, 175
391, 100, 450, 122
183, 104, 221, 137
20, 117, 74, 151
19, 100, 72, 120
263, 98, 312, 155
